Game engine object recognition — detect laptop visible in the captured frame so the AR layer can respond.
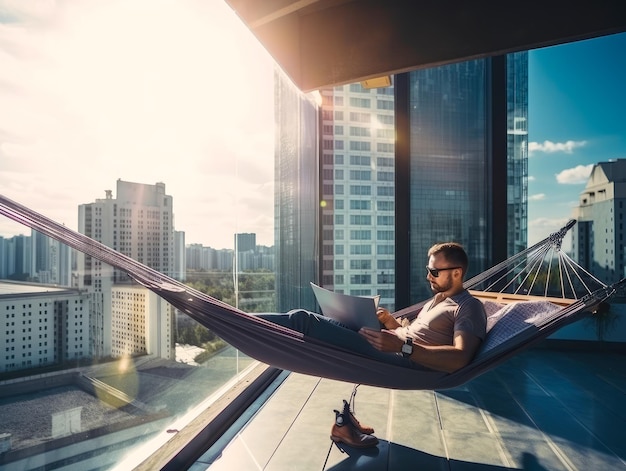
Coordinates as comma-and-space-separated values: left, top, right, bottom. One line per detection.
310, 282, 381, 331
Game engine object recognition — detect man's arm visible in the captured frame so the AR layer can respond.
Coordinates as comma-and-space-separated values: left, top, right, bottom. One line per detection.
408, 331, 482, 373
358, 328, 482, 373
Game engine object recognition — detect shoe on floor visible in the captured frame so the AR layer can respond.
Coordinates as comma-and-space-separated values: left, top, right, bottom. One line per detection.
330, 415, 378, 448
343, 399, 374, 434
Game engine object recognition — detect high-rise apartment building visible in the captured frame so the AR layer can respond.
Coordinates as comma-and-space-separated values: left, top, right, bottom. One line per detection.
571, 159, 626, 284
319, 82, 396, 309
77, 180, 176, 359
78, 179, 175, 285
277, 54, 528, 309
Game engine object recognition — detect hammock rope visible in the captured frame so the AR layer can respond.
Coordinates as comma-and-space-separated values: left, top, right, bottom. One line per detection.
1, 194, 623, 390
463, 219, 607, 300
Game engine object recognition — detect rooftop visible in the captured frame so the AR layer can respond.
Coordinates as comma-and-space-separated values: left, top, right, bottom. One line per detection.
0, 280, 72, 296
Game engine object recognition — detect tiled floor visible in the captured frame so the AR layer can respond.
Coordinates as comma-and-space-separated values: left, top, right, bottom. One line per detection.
192, 348, 626, 470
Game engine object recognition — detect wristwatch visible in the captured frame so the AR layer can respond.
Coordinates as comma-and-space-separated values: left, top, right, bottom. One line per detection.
401, 338, 413, 358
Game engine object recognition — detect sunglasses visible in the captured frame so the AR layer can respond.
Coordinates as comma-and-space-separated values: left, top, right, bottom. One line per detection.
426, 266, 461, 278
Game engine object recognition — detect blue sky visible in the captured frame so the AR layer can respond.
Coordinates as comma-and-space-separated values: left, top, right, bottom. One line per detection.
527, 31, 626, 246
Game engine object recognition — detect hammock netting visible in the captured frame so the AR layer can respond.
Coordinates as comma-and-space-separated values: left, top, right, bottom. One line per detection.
1, 194, 623, 390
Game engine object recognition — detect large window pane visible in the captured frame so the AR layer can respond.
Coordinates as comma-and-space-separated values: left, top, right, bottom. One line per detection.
0, 1, 275, 468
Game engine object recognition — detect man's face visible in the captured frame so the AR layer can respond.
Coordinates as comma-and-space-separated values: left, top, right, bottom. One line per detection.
426, 253, 455, 294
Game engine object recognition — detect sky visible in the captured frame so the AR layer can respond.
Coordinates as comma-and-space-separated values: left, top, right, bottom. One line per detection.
0, 0, 276, 249
527, 31, 626, 247
0, 1, 625, 250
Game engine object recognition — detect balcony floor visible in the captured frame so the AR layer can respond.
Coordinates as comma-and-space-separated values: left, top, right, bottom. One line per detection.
191, 348, 626, 470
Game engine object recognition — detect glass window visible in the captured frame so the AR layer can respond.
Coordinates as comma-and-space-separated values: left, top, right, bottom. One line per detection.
0, 2, 277, 468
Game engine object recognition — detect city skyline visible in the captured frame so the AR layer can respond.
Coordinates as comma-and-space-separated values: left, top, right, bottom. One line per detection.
0, 1, 625, 251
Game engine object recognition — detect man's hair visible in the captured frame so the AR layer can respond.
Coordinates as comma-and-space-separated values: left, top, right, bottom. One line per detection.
428, 242, 469, 276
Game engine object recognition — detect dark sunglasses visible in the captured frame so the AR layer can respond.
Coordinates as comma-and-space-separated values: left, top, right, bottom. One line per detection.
426, 266, 461, 278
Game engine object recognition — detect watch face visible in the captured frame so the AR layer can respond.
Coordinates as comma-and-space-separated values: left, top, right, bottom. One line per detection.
401, 343, 412, 354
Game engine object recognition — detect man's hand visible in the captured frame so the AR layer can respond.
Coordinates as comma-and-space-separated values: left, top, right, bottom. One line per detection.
360, 328, 483, 373
376, 308, 401, 329
359, 327, 403, 353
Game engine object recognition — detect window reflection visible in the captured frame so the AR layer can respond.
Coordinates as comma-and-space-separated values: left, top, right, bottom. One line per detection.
0, 1, 275, 469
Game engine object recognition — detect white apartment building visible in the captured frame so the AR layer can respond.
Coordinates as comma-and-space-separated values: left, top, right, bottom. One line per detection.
77, 179, 177, 360
319, 83, 396, 310
0, 281, 90, 373
571, 159, 626, 284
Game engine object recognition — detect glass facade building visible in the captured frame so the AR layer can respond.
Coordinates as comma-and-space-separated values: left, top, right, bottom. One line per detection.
274, 70, 320, 312
301, 54, 528, 306
405, 53, 528, 301
506, 53, 529, 257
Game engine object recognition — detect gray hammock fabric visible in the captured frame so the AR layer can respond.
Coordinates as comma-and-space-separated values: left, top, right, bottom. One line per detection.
0, 194, 622, 390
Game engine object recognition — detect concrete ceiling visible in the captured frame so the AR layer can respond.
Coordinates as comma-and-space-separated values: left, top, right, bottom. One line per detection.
225, 0, 626, 92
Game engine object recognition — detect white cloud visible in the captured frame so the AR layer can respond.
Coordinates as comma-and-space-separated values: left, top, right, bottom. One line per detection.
529, 193, 545, 201
529, 140, 587, 156
556, 164, 594, 184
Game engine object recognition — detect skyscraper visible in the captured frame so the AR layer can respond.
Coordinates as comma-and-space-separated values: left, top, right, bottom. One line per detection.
274, 70, 320, 312
319, 82, 397, 310
402, 53, 528, 301
78, 179, 175, 284
276, 53, 528, 309
571, 159, 626, 284
77, 179, 176, 358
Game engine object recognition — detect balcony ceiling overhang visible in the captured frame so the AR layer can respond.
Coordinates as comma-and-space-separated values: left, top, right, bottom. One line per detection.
224, 0, 626, 92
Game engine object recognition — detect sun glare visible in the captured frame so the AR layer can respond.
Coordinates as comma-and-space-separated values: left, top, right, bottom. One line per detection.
0, 0, 276, 248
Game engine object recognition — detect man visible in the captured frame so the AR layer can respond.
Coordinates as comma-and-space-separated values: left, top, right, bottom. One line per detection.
259, 242, 486, 372
360, 242, 486, 373
258, 242, 487, 448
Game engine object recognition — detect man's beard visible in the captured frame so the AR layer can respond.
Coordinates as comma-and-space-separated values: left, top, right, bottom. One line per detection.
430, 279, 452, 293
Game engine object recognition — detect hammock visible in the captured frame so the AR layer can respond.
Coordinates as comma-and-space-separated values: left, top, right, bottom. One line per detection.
0, 194, 623, 390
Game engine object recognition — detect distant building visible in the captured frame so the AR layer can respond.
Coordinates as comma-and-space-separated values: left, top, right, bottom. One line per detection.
234, 233, 256, 252
233, 233, 275, 272
0, 281, 90, 373
77, 180, 177, 360
571, 159, 626, 284
31, 230, 73, 286
186, 244, 229, 271
0, 232, 72, 286
186, 237, 274, 273
173, 230, 186, 282
0, 234, 31, 281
